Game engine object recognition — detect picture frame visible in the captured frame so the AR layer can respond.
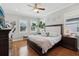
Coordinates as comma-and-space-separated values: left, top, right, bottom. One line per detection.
19, 20, 27, 33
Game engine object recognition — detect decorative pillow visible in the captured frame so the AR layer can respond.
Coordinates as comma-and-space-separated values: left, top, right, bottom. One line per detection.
40, 29, 47, 36
49, 32, 59, 37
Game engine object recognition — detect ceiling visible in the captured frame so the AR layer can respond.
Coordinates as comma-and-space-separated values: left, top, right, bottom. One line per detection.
1, 3, 74, 18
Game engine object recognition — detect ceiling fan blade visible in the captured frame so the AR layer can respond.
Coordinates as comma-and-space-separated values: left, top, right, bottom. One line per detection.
37, 8, 45, 10
27, 4, 33, 7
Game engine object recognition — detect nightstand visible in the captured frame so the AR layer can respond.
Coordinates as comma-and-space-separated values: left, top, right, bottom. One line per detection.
61, 36, 78, 51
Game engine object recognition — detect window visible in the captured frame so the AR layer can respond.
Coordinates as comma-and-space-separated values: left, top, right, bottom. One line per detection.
66, 23, 78, 33
65, 17, 79, 35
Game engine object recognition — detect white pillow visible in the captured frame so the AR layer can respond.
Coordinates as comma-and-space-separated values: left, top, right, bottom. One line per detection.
49, 32, 59, 37
40, 29, 47, 36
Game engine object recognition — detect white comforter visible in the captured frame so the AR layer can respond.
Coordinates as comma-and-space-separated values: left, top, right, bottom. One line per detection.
28, 35, 61, 54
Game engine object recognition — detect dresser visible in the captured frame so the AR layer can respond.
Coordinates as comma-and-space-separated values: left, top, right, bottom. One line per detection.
61, 36, 78, 51
0, 29, 10, 56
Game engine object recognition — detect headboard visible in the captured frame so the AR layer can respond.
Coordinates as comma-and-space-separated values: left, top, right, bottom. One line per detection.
45, 24, 63, 35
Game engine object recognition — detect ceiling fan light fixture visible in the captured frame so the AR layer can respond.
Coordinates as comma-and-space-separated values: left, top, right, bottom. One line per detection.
33, 8, 40, 13
27, 3, 45, 13
33, 8, 39, 12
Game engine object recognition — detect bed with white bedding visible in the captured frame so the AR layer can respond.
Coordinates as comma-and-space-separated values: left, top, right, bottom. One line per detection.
28, 34, 61, 54
27, 24, 63, 55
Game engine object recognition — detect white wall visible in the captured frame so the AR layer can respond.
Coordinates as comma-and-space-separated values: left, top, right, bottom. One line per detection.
45, 11, 64, 25
45, 4, 79, 25
5, 13, 34, 41
64, 4, 79, 20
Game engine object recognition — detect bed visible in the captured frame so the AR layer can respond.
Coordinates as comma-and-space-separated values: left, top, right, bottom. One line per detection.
27, 24, 63, 55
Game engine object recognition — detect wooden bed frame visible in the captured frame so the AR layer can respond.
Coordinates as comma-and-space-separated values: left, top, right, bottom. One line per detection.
27, 24, 63, 56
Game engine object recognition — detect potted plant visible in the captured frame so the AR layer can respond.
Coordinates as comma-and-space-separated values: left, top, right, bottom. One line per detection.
31, 21, 46, 34
31, 23, 37, 31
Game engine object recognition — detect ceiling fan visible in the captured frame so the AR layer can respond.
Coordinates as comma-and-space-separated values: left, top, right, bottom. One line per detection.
27, 3, 45, 13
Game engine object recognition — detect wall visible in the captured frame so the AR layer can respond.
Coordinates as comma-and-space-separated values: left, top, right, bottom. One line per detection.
5, 13, 34, 41
45, 12, 64, 25
64, 4, 79, 20
45, 4, 79, 25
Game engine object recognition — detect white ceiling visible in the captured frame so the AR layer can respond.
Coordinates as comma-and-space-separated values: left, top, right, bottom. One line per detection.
1, 3, 74, 18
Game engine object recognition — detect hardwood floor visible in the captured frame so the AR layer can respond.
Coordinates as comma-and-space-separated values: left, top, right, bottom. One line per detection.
10, 39, 79, 56
47, 46, 79, 56
10, 39, 38, 56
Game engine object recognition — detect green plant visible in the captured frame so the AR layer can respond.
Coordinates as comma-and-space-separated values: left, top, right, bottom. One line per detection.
31, 21, 46, 34
31, 23, 37, 31
31, 21, 45, 29
38, 21, 45, 29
